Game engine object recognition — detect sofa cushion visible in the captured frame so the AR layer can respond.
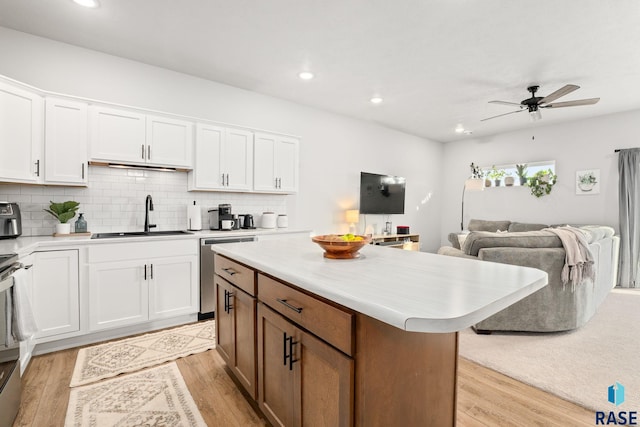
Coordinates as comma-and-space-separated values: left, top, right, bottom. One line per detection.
468, 219, 511, 232
462, 230, 563, 256
508, 222, 549, 232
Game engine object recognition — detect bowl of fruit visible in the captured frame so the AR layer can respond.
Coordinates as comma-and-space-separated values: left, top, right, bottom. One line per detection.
311, 234, 372, 259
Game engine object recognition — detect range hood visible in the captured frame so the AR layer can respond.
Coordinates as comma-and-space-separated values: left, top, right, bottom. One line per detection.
88, 161, 188, 172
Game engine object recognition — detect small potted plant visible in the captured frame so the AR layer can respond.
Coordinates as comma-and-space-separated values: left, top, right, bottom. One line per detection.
528, 169, 558, 198
44, 200, 80, 235
516, 164, 528, 186
488, 165, 506, 187
504, 172, 515, 186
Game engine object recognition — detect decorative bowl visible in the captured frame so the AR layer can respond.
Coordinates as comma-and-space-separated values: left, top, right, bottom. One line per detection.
311, 234, 372, 259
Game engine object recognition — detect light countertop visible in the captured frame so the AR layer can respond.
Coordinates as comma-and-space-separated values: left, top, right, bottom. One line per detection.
212, 238, 548, 333
0, 228, 310, 257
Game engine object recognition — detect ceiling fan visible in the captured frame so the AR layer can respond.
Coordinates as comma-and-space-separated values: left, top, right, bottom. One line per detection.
481, 84, 600, 122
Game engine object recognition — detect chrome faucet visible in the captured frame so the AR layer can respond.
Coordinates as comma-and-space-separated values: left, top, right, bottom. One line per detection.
144, 195, 156, 232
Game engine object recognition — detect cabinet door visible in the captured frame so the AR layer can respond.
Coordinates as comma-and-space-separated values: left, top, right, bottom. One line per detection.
88, 260, 149, 331
258, 304, 297, 427
253, 132, 277, 192
44, 97, 88, 185
297, 329, 354, 427
148, 255, 198, 320
215, 276, 234, 364
189, 123, 225, 190
31, 250, 80, 339
224, 128, 253, 191
0, 80, 43, 184
89, 105, 146, 164
231, 285, 257, 399
276, 136, 299, 193
146, 115, 193, 168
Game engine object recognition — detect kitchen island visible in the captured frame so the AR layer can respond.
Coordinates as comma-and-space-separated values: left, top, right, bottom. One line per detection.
212, 238, 548, 427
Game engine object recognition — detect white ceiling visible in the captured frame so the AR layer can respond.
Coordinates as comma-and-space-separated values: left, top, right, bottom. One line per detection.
1, 0, 639, 142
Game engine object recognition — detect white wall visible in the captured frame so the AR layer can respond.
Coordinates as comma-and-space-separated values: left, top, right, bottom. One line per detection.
441, 109, 640, 245
0, 27, 444, 250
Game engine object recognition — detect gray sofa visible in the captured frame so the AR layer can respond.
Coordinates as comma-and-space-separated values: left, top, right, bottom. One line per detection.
438, 219, 620, 333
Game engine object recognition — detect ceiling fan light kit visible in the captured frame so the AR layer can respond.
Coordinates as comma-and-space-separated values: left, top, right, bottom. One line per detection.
482, 84, 600, 122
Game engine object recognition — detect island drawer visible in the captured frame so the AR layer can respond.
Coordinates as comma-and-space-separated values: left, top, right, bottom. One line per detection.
215, 254, 256, 296
258, 273, 353, 356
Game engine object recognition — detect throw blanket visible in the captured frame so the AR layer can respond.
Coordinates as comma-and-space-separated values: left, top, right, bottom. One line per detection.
6, 268, 38, 345
544, 226, 595, 289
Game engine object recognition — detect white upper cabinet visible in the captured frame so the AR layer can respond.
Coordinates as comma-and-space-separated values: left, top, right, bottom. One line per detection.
45, 97, 88, 186
254, 132, 299, 193
0, 80, 43, 184
89, 105, 146, 164
146, 115, 193, 168
89, 106, 193, 169
189, 124, 253, 191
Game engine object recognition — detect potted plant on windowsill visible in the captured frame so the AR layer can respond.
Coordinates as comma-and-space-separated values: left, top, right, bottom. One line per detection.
488, 165, 506, 187
516, 164, 528, 186
44, 200, 80, 235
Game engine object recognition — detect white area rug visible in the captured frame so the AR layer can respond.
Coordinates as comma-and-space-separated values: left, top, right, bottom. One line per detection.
65, 362, 207, 427
459, 289, 640, 411
70, 321, 215, 387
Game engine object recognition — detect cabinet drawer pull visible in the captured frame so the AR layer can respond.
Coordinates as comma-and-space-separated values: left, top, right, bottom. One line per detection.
147, 145, 151, 160
226, 173, 229, 186
81, 163, 85, 179
35, 160, 40, 177
277, 298, 303, 314
142, 144, 145, 159
283, 333, 298, 370
222, 267, 237, 276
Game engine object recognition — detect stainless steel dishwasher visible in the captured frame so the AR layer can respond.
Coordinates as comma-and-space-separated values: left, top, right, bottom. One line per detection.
199, 235, 256, 319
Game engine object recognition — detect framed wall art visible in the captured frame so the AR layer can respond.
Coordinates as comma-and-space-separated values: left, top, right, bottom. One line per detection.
576, 169, 600, 195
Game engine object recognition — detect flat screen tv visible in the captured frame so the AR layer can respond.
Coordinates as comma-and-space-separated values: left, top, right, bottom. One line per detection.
359, 172, 406, 215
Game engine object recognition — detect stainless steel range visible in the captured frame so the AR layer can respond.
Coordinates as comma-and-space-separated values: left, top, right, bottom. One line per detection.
0, 252, 22, 427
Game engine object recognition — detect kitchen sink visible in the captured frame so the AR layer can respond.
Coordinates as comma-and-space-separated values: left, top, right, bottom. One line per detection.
91, 230, 194, 239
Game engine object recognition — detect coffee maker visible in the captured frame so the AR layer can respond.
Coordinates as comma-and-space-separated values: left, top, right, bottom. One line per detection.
0, 202, 22, 239
218, 204, 233, 228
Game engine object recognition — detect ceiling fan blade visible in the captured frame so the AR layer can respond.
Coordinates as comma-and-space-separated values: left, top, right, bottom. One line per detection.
539, 84, 580, 104
489, 100, 523, 107
480, 109, 525, 122
543, 98, 600, 108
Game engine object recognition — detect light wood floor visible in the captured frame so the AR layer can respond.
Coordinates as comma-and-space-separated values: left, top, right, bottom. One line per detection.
12, 345, 595, 427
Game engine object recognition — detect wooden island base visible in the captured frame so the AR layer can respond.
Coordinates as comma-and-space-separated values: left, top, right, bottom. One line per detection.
355, 313, 457, 426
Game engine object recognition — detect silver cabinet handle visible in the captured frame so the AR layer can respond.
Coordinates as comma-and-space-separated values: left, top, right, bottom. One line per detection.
147, 145, 151, 160
81, 163, 85, 179
141, 144, 145, 159
35, 160, 40, 177
150, 263, 153, 279
221, 173, 225, 186
144, 264, 147, 280
226, 173, 229, 186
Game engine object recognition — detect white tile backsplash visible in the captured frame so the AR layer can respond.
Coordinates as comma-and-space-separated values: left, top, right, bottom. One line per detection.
0, 166, 287, 236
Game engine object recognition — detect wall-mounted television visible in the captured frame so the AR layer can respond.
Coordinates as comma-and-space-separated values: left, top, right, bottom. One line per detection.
359, 172, 406, 215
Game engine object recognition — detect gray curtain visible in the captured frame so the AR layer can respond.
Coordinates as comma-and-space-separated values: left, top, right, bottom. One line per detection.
618, 148, 640, 287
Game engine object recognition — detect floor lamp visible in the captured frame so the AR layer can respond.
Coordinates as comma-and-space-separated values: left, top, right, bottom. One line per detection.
461, 178, 484, 230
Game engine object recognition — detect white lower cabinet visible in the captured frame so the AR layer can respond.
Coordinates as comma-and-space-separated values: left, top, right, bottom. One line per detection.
87, 240, 198, 332
30, 250, 80, 339
148, 256, 198, 320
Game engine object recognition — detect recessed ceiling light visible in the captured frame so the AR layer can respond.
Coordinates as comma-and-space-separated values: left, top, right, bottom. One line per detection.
370, 97, 383, 104
72, 0, 99, 7
455, 124, 465, 133
298, 71, 314, 80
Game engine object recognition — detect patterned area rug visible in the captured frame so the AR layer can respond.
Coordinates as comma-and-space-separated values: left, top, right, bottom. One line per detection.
65, 362, 207, 427
70, 321, 215, 387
